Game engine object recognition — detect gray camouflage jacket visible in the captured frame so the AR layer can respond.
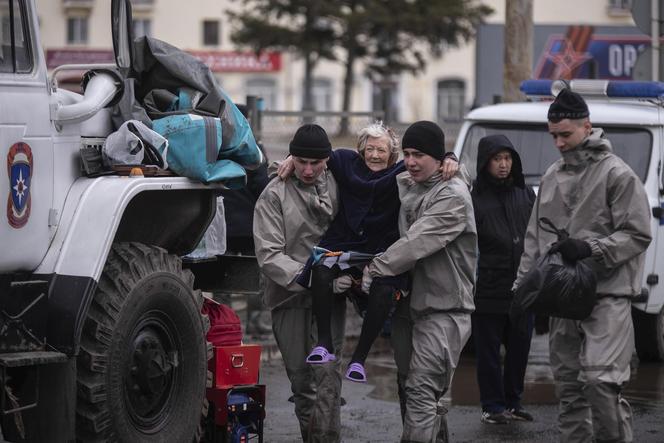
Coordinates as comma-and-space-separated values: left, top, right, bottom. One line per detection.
253, 171, 338, 308
514, 128, 651, 297
369, 167, 477, 316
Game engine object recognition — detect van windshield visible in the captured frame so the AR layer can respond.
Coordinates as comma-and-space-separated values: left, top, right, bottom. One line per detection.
458, 124, 652, 186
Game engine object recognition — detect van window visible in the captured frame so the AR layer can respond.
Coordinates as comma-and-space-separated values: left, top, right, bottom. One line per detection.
0, 0, 32, 73
459, 123, 651, 186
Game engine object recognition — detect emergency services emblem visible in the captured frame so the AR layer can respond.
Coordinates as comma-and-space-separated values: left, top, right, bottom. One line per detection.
6, 142, 33, 228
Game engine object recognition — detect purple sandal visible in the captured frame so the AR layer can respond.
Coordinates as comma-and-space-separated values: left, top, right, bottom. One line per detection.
306, 346, 336, 364
345, 362, 367, 383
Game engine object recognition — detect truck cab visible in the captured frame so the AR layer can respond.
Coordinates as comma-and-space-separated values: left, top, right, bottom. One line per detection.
454, 79, 664, 361
0, 1, 265, 441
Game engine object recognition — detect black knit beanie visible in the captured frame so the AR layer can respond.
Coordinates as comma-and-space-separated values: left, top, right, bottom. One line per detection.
548, 88, 589, 122
401, 121, 445, 160
289, 124, 332, 159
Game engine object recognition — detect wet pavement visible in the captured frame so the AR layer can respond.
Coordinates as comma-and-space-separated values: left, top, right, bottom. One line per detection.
261, 332, 664, 442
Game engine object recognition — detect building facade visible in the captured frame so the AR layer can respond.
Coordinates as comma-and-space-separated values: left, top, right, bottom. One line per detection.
36, 0, 637, 124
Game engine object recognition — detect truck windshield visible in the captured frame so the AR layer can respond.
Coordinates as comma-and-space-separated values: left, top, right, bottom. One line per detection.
459, 123, 652, 186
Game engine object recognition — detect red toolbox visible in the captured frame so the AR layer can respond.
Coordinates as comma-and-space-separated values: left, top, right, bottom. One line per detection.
211, 344, 261, 388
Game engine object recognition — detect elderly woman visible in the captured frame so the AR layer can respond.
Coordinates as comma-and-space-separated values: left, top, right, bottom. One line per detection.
281, 122, 457, 382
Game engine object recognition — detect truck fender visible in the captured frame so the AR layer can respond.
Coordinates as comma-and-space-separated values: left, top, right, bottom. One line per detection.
34, 175, 220, 354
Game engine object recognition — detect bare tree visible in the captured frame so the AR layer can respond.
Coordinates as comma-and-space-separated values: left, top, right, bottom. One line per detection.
332, 0, 492, 134
228, 0, 336, 111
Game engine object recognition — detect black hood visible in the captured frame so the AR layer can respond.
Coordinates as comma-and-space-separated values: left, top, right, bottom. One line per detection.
474, 134, 525, 191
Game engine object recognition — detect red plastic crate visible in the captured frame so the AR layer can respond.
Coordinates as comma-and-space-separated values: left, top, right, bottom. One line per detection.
212, 344, 261, 388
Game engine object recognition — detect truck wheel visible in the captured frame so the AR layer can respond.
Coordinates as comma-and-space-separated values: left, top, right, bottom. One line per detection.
76, 242, 210, 441
632, 307, 664, 362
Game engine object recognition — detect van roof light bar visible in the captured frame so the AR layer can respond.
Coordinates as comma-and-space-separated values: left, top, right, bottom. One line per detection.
520, 79, 664, 99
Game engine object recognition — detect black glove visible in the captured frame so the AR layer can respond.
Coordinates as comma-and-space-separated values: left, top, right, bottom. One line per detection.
550, 238, 592, 262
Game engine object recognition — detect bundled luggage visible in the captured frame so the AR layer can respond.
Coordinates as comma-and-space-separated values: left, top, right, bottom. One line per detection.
103, 36, 263, 186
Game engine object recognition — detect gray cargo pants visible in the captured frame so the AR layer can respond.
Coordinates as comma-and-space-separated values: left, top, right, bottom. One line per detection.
392, 303, 471, 443
549, 296, 634, 443
271, 293, 346, 442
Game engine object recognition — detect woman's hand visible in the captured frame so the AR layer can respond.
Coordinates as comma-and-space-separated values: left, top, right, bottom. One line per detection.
332, 275, 353, 294
277, 156, 295, 180
440, 156, 459, 181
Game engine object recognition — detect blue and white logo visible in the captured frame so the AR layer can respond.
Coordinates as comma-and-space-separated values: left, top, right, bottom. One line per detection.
7, 142, 33, 229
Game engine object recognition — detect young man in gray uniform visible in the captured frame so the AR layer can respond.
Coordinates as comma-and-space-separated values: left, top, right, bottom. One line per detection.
253, 124, 345, 442
362, 121, 477, 443
514, 89, 651, 443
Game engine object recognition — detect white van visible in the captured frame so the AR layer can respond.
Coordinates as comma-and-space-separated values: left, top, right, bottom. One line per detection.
454, 79, 664, 361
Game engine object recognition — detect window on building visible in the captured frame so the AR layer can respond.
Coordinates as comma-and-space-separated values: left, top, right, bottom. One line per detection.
0, 0, 32, 73
246, 77, 277, 110
67, 16, 88, 45
0, 12, 9, 44
372, 80, 399, 123
202, 20, 220, 46
311, 78, 333, 111
608, 0, 632, 11
607, 0, 632, 16
133, 18, 152, 38
436, 79, 466, 122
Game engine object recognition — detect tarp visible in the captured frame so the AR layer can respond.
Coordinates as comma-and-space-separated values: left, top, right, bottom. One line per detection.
111, 36, 262, 183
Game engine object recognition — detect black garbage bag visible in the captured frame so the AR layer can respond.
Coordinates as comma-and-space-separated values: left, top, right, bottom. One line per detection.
511, 218, 597, 322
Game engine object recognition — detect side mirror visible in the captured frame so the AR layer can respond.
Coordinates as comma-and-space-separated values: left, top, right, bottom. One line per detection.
111, 0, 134, 73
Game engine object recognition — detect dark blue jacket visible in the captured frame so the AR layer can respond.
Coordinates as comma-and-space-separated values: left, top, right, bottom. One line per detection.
319, 149, 404, 254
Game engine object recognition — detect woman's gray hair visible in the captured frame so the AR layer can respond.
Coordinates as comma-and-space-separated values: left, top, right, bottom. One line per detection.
356, 121, 400, 166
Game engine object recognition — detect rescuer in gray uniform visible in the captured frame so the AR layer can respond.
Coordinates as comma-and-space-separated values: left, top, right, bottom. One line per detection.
514, 89, 651, 443
363, 121, 477, 443
253, 124, 345, 442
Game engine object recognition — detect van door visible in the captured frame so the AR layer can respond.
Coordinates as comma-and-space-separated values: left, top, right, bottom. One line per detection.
0, 0, 53, 272
645, 127, 664, 315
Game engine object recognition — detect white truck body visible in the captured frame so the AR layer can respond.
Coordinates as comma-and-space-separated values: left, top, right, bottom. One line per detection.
0, 1, 245, 440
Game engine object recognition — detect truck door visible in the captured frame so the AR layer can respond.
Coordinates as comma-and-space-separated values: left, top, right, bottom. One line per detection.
0, 0, 53, 272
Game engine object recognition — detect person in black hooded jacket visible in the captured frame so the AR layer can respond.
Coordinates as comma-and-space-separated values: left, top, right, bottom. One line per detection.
471, 134, 536, 425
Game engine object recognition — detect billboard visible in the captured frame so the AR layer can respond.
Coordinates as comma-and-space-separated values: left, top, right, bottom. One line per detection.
476, 24, 650, 106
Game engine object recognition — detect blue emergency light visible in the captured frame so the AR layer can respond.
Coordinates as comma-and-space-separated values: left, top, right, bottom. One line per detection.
520, 79, 664, 99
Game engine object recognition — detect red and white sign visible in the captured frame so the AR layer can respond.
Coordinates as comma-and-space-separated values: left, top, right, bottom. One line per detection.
46, 49, 281, 73
189, 51, 281, 72
46, 49, 114, 68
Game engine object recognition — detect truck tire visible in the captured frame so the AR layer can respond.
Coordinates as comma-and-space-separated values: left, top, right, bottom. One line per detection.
76, 242, 210, 442
632, 306, 664, 362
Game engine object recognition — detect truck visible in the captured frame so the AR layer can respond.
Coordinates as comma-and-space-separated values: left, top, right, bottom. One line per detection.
454, 79, 664, 361
0, 0, 264, 441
